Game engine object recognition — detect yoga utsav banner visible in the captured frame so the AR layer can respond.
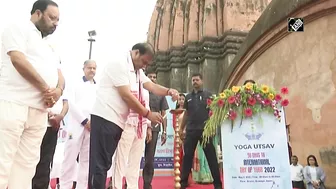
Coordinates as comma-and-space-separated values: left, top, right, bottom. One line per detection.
140, 96, 175, 176
221, 109, 291, 189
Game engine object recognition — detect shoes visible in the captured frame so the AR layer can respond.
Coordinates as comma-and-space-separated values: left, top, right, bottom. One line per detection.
180, 184, 187, 189
143, 185, 152, 189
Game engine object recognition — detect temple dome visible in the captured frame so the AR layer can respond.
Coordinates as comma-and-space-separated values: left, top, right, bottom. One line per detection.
146, 0, 271, 93
147, 0, 271, 52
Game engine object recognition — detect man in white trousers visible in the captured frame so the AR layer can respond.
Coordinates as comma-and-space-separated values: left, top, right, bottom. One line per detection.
0, 0, 64, 188
60, 60, 97, 189
113, 83, 152, 189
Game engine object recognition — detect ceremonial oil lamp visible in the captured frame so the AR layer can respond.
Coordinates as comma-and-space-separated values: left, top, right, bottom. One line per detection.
170, 109, 185, 189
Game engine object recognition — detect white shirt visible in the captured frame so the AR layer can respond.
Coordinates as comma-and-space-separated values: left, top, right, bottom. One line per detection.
290, 164, 304, 181
92, 52, 150, 130
66, 77, 97, 135
0, 21, 59, 110
47, 95, 67, 127
309, 166, 318, 181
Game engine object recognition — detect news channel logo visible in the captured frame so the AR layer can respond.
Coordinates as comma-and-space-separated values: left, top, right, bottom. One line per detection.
287, 18, 304, 32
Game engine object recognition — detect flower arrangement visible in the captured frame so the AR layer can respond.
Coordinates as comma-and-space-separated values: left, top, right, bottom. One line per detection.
202, 82, 289, 144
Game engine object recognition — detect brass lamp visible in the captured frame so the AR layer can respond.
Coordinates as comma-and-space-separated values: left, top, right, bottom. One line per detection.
170, 109, 185, 189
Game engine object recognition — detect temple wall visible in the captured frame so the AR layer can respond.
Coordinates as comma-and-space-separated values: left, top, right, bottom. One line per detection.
147, 0, 272, 93
223, 0, 336, 187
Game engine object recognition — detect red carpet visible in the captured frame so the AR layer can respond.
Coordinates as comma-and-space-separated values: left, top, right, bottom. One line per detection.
50, 176, 214, 189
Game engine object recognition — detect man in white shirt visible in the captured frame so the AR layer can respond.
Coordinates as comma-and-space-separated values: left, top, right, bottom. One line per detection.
88, 43, 179, 189
0, 0, 64, 188
60, 60, 97, 189
290, 155, 305, 189
112, 83, 152, 189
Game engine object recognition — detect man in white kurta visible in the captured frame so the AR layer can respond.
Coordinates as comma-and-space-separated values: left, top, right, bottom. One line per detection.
0, 1, 64, 188
60, 60, 97, 189
88, 43, 179, 189
113, 84, 151, 189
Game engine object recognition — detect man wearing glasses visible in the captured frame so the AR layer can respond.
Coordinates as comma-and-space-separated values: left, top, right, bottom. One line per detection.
0, 0, 64, 188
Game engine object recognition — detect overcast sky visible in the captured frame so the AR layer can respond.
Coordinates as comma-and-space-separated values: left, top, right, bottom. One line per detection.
0, 0, 157, 80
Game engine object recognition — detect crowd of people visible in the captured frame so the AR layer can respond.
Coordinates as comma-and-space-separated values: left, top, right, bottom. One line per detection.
0, 0, 223, 189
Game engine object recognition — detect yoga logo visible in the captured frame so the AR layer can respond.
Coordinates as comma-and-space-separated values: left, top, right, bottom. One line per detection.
244, 132, 263, 140
244, 122, 263, 140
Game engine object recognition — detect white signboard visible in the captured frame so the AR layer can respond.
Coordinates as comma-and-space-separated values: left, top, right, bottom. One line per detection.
221, 109, 291, 189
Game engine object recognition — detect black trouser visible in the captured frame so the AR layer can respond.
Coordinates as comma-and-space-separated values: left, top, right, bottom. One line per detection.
32, 127, 59, 189
292, 180, 305, 189
142, 131, 159, 189
180, 129, 222, 188
88, 115, 123, 189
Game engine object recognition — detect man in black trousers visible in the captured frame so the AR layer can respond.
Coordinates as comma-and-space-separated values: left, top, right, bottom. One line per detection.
32, 97, 68, 189
179, 73, 222, 189
88, 43, 179, 189
142, 70, 169, 189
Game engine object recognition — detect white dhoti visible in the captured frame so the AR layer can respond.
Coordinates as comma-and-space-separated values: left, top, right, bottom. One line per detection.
59, 127, 90, 189
112, 124, 146, 189
0, 100, 47, 189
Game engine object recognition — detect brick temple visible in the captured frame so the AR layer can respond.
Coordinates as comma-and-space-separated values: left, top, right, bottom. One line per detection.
147, 0, 336, 188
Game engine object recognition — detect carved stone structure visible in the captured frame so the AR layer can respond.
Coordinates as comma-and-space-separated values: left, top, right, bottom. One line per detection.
147, 0, 271, 93
147, 0, 336, 188
222, 0, 336, 187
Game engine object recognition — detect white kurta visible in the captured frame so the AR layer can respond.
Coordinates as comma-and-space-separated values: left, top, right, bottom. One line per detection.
0, 21, 60, 189
59, 78, 97, 189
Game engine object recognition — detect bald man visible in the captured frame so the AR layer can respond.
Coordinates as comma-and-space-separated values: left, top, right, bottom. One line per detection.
60, 60, 97, 189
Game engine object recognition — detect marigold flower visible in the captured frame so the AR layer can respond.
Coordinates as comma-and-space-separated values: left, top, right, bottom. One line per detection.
261, 85, 269, 94
219, 92, 226, 99
231, 86, 240, 93
245, 83, 253, 90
